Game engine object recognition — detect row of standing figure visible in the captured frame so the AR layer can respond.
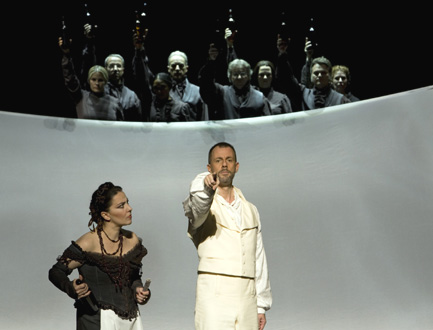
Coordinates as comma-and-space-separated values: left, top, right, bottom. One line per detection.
58, 24, 359, 122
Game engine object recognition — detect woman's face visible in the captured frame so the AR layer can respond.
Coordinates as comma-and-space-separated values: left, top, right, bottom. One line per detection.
152, 79, 170, 100
101, 191, 133, 228
257, 65, 273, 89
332, 70, 348, 94
89, 72, 106, 93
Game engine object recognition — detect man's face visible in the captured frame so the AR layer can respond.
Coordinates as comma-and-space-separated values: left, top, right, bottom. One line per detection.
332, 70, 348, 94
106, 56, 125, 83
311, 63, 330, 89
167, 55, 188, 82
207, 146, 239, 187
230, 66, 250, 90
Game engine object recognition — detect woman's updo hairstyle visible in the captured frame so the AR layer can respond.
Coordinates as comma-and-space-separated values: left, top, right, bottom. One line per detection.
154, 72, 173, 89
88, 182, 123, 230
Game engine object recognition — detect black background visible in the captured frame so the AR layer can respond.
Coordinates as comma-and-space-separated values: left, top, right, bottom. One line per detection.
1, 1, 431, 118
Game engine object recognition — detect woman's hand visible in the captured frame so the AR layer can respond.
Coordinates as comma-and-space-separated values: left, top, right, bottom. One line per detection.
73, 275, 91, 299
136, 286, 150, 305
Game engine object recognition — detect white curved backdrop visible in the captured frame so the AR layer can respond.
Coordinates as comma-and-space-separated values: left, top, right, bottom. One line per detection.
1, 86, 433, 330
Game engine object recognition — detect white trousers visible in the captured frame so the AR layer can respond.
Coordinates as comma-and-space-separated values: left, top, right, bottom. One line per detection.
100, 309, 144, 330
195, 273, 258, 330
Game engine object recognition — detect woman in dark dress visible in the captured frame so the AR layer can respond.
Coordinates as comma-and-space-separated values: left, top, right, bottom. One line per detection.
49, 182, 150, 330
149, 72, 192, 122
252, 60, 293, 115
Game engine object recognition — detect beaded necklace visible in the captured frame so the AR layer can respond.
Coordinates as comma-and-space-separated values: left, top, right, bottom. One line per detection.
97, 227, 126, 289
102, 228, 121, 243
98, 228, 123, 256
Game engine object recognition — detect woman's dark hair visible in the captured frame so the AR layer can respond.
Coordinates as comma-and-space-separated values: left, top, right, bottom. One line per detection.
253, 60, 275, 75
88, 182, 123, 230
154, 72, 173, 89
252, 60, 275, 86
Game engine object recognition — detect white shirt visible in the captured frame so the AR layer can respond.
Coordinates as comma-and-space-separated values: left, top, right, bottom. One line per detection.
216, 189, 242, 228
183, 172, 272, 313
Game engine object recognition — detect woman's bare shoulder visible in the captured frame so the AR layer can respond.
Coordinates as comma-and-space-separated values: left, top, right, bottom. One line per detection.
75, 231, 99, 252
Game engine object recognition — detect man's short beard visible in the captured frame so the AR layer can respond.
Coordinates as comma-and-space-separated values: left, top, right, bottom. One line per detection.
218, 171, 235, 187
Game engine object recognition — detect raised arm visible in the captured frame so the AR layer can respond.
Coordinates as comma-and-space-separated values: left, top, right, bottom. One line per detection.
131, 32, 154, 121
59, 37, 83, 105
182, 172, 217, 237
